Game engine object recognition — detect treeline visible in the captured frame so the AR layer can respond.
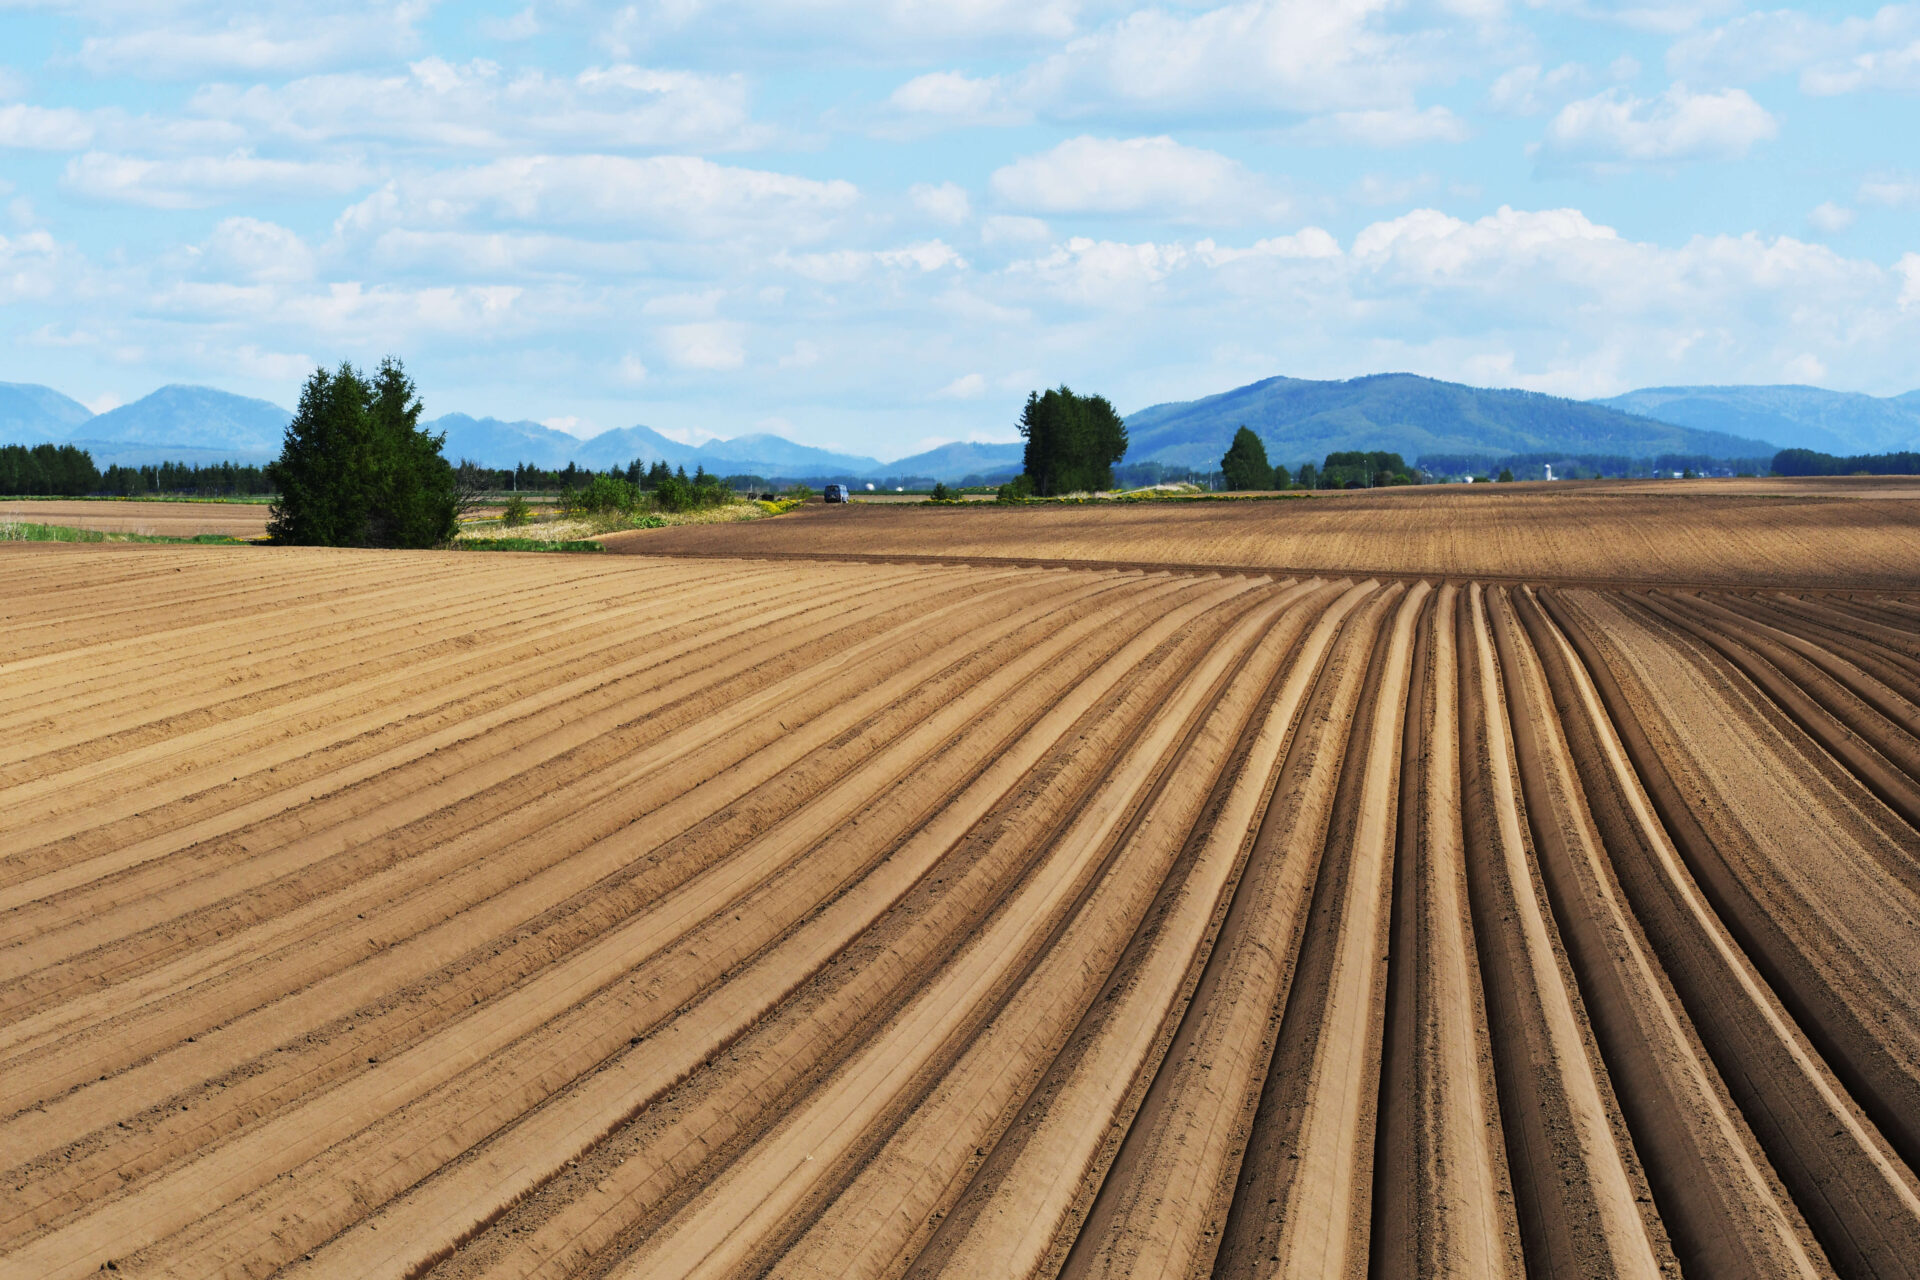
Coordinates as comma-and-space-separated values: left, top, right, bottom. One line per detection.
1771, 448, 1920, 477
1, 444, 277, 497
1419, 451, 1770, 479
99, 460, 274, 496
470, 460, 786, 493
0, 444, 99, 496
1219, 431, 1424, 491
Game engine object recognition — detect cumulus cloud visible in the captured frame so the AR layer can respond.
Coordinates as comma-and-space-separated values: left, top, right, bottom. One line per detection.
910, 181, 972, 224
773, 240, 968, 283
479, 6, 541, 40
191, 58, 767, 152
1670, 7, 1920, 95
1290, 106, 1470, 146
77, 4, 433, 78
1015, 0, 1461, 121
64, 150, 373, 208
662, 321, 746, 370
195, 216, 316, 282
1808, 201, 1855, 233
602, 0, 1082, 59
0, 104, 96, 150
990, 135, 1283, 220
0, 228, 67, 304
1486, 62, 1588, 116
1860, 173, 1920, 207
889, 71, 1007, 118
1540, 83, 1777, 164
934, 372, 987, 398
336, 154, 859, 239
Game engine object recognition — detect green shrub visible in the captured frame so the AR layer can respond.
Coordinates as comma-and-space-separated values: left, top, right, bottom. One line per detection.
455, 537, 605, 553
995, 474, 1035, 503
500, 495, 531, 527
562, 474, 639, 516
655, 472, 732, 513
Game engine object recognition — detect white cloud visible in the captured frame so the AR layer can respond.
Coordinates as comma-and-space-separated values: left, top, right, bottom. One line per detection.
1861, 173, 1920, 207
64, 150, 373, 208
1670, 7, 1920, 95
77, 7, 432, 78
1540, 83, 1777, 164
1199, 227, 1342, 265
0, 104, 95, 150
890, 71, 1003, 117
601, 0, 1082, 59
773, 240, 967, 283
0, 229, 71, 304
197, 216, 315, 282
1290, 106, 1470, 146
990, 135, 1283, 220
910, 181, 972, 224
618, 354, 649, 382
192, 59, 765, 152
1016, 0, 1462, 121
981, 214, 1052, 245
1487, 62, 1588, 116
336, 154, 858, 240
1006, 235, 1195, 306
663, 321, 746, 369
480, 7, 541, 40
1898, 254, 1920, 308
82, 392, 125, 414
934, 372, 986, 398
1808, 201, 1855, 233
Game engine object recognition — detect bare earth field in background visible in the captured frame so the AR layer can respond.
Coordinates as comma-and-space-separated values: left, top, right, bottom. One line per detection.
617, 477, 1920, 589
4, 483, 1919, 1278
0, 499, 273, 539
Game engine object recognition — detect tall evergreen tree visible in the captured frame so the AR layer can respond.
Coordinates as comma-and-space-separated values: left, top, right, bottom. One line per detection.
267, 357, 457, 548
1221, 426, 1274, 491
1017, 385, 1128, 496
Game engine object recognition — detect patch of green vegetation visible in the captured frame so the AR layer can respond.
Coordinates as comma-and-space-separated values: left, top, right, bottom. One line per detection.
453, 537, 606, 553
0, 520, 248, 545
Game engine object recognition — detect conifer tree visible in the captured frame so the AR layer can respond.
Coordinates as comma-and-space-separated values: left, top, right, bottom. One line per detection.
1017, 386, 1128, 496
1221, 426, 1275, 490
268, 357, 457, 547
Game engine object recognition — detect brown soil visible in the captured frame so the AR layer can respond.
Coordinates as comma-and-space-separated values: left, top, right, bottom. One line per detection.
1, 499, 272, 538
1, 538, 1915, 1278
610, 480, 1920, 589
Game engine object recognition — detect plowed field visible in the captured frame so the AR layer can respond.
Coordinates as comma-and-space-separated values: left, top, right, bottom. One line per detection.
1, 500, 273, 538
611, 483, 1920, 589
4, 542, 1918, 1279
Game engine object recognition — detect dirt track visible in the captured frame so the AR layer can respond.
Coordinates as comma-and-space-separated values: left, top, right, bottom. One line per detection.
609, 483, 1920, 589
3, 542, 1918, 1278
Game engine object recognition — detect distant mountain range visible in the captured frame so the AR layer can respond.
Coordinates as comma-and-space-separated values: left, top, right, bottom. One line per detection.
1591, 385, 1920, 456
1, 382, 94, 444
1126, 373, 1779, 469
5, 374, 1917, 482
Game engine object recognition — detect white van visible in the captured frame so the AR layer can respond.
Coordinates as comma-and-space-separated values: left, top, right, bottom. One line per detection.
823, 483, 850, 503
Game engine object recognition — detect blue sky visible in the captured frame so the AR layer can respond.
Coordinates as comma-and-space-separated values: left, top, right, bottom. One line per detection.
0, 0, 1916, 459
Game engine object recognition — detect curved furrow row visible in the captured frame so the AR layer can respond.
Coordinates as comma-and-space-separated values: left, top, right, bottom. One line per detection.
2, 545, 1917, 1279
0, 570, 1173, 1240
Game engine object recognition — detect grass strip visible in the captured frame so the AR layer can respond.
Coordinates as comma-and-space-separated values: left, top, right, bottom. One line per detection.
0, 521, 247, 545
452, 537, 607, 553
